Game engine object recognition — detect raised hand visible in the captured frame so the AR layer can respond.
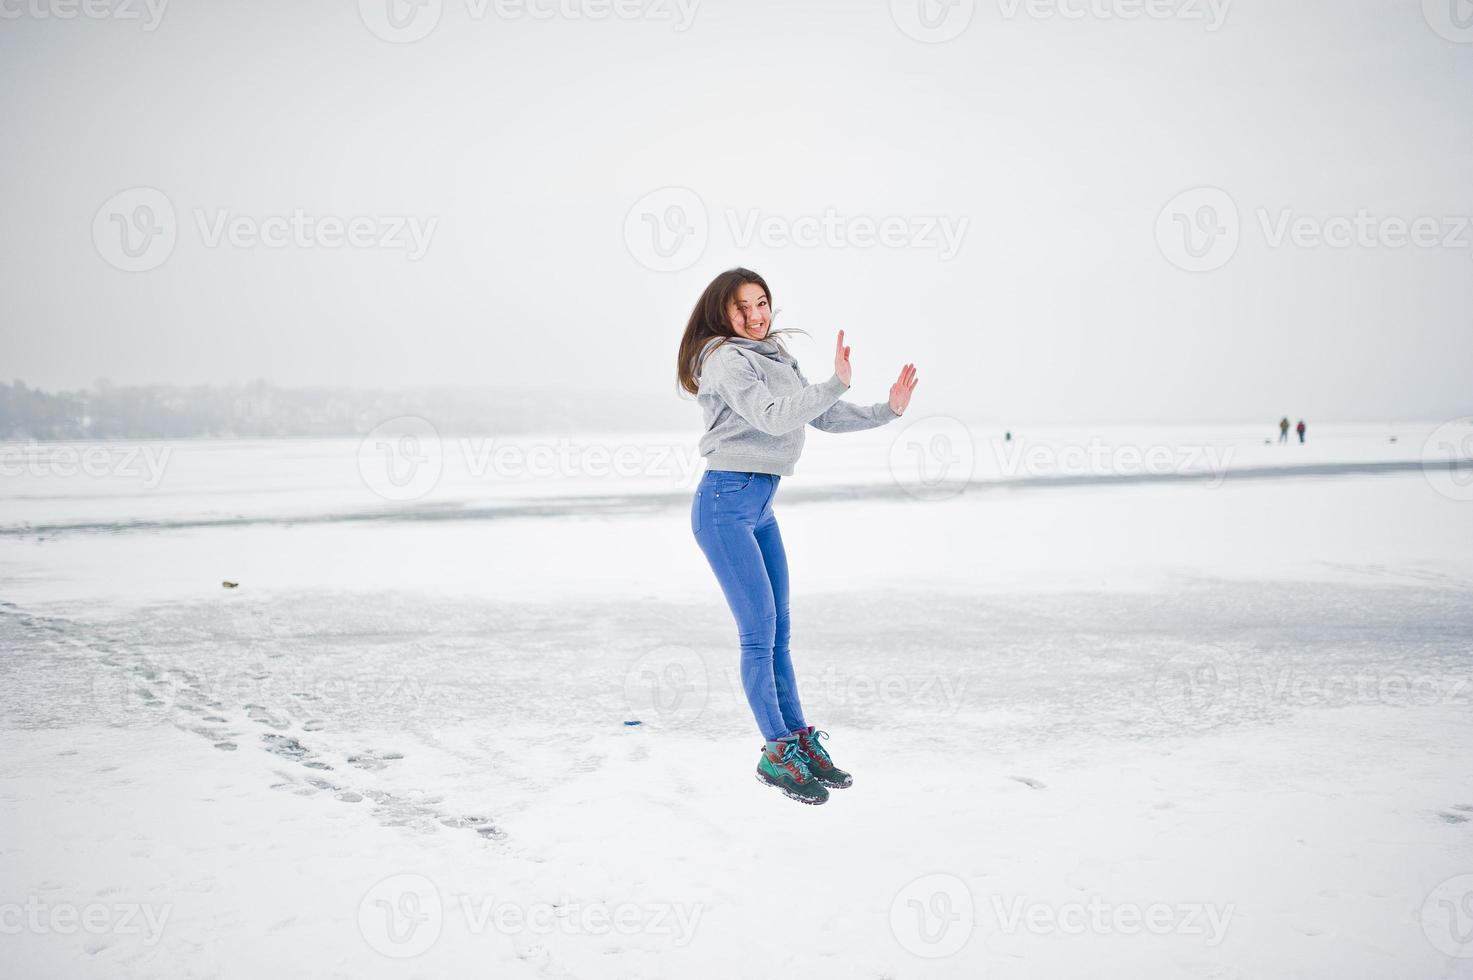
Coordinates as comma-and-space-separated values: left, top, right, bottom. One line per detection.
834, 329, 852, 387
888, 363, 918, 416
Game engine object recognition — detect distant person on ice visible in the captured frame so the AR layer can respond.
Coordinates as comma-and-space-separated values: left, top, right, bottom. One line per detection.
677, 268, 918, 805
1297, 419, 1307, 443
1279, 417, 1290, 443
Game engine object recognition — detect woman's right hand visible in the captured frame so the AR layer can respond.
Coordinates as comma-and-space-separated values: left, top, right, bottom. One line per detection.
834, 329, 852, 387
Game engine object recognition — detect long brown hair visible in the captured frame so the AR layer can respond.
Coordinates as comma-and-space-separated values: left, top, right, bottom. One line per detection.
675, 267, 807, 396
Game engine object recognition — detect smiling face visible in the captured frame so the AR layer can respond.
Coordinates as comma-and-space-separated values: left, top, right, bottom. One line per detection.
727, 281, 771, 340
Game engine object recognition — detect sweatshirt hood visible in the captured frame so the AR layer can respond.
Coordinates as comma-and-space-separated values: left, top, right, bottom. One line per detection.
701, 334, 789, 363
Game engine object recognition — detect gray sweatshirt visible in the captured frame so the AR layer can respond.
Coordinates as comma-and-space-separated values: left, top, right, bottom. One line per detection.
695, 334, 900, 476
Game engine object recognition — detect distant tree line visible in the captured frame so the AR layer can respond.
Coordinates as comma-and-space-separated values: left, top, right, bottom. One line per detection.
0, 379, 686, 441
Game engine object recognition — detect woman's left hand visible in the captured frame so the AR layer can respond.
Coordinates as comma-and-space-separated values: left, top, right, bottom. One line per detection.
888, 364, 918, 416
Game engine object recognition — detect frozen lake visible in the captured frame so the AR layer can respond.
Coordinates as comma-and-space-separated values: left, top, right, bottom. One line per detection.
2, 421, 1472, 978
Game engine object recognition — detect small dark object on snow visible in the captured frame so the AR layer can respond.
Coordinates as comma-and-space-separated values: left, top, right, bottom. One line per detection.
623, 720, 642, 726
222, 581, 239, 589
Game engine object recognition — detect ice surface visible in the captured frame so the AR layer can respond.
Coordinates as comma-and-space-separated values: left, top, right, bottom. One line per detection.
1, 426, 1471, 978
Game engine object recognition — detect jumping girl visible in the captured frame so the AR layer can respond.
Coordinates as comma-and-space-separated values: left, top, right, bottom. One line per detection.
675, 268, 919, 805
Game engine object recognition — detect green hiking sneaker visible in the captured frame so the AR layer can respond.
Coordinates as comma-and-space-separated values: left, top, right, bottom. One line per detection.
756, 737, 830, 805
794, 726, 852, 789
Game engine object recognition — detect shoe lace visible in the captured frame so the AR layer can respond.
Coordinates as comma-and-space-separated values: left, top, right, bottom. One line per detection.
802, 729, 833, 766
778, 740, 813, 781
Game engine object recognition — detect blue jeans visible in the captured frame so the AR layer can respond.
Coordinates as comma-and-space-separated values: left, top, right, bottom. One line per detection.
691, 469, 807, 742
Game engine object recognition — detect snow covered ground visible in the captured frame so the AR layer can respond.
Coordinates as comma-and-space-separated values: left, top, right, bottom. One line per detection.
2, 422, 1472, 978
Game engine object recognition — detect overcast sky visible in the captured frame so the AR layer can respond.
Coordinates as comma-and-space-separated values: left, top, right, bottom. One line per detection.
2, 0, 1470, 424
